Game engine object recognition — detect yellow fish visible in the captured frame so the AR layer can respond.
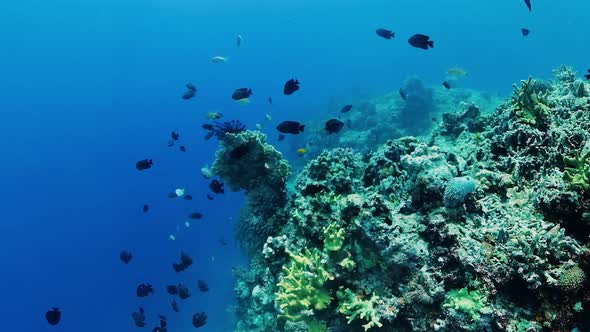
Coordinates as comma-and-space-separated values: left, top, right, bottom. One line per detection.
297, 148, 306, 154
447, 67, 467, 77
236, 98, 250, 105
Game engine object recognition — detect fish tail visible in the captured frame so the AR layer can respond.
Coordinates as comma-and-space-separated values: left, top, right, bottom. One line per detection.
299, 125, 305, 132
428, 40, 434, 48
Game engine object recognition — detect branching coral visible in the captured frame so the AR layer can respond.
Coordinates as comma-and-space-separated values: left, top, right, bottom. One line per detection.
337, 288, 384, 331
564, 149, 590, 190
323, 223, 345, 251
275, 248, 333, 321
511, 77, 551, 127
443, 287, 491, 321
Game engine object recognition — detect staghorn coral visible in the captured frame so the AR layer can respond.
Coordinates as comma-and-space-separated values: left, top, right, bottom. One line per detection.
511, 77, 552, 129
443, 287, 491, 321
337, 288, 384, 331
322, 223, 345, 251
563, 148, 590, 190
275, 248, 333, 322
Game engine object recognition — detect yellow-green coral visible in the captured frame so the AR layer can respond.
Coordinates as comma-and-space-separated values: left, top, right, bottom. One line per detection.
275, 248, 333, 321
443, 287, 491, 321
337, 288, 383, 331
323, 223, 345, 251
338, 257, 356, 271
564, 149, 590, 190
511, 77, 551, 127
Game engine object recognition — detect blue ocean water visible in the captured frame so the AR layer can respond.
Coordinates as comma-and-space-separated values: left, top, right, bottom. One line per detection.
0, 0, 589, 331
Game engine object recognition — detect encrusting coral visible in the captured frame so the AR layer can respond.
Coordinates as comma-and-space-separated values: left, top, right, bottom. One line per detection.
219, 67, 590, 332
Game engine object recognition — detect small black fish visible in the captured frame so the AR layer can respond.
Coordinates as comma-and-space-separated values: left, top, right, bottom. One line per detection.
268, 97, 273, 104
585, 69, 590, 80
202, 124, 214, 131
277, 121, 304, 134
183, 194, 192, 200
120, 250, 133, 264
442, 81, 451, 89
232, 88, 252, 100
182, 83, 197, 100
340, 104, 353, 113
399, 88, 407, 101
376, 28, 395, 40
524, 0, 531, 12
325, 119, 344, 134
179, 145, 186, 152
204, 131, 214, 140
171, 300, 180, 312
408, 34, 434, 50
132, 307, 146, 327
521, 28, 531, 37
178, 283, 191, 299
173, 251, 193, 272
143, 204, 149, 213
172, 262, 184, 272
152, 315, 168, 332
180, 251, 192, 266
136, 283, 154, 297
192, 312, 207, 328
188, 212, 203, 220
167, 285, 179, 295
209, 179, 225, 194
277, 134, 285, 141
283, 78, 300, 95
136, 159, 153, 171
197, 280, 209, 292
171, 131, 180, 141
45, 307, 61, 326
230, 144, 249, 159
206, 194, 214, 200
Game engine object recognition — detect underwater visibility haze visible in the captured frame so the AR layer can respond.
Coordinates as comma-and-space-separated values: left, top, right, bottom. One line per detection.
2, 0, 590, 331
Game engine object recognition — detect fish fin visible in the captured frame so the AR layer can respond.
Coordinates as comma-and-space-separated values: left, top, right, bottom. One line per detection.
428, 40, 434, 48
299, 125, 305, 132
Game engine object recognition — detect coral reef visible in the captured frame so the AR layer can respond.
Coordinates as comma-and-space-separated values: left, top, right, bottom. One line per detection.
226, 67, 590, 331
212, 131, 291, 253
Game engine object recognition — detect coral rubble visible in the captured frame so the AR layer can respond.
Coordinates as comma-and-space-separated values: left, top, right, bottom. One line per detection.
217, 67, 590, 331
